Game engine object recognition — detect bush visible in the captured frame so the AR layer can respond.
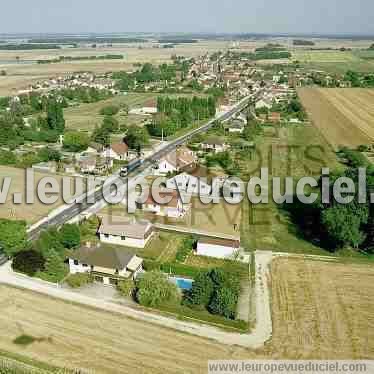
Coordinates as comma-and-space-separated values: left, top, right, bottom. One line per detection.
100, 105, 119, 116
117, 279, 135, 297
175, 237, 195, 262
66, 273, 93, 288
12, 250, 45, 276
136, 271, 181, 307
59, 224, 81, 249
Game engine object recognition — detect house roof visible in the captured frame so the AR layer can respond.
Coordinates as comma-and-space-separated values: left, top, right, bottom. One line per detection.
111, 142, 129, 155
72, 243, 142, 270
161, 146, 195, 168
98, 215, 153, 239
144, 189, 181, 208
198, 237, 240, 248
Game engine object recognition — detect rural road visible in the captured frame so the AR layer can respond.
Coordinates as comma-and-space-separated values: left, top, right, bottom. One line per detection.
0, 251, 273, 349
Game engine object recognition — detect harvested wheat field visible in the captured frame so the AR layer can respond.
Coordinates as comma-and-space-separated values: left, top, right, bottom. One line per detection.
266, 258, 374, 359
0, 258, 373, 373
298, 88, 374, 149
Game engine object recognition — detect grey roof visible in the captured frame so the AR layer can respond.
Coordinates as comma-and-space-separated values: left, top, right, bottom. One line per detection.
72, 244, 136, 270
98, 215, 153, 239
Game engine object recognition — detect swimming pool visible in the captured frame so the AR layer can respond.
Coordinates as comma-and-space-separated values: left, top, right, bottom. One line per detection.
169, 277, 194, 291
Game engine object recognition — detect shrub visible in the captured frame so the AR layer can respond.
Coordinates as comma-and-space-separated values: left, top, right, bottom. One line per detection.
100, 105, 119, 116
60, 224, 81, 249
136, 271, 181, 307
66, 273, 93, 288
12, 250, 45, 276
175, 237, 195, 263
117, 279, 135, 297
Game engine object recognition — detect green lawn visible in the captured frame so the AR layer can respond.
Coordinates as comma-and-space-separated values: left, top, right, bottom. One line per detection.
64, 93, 157, 133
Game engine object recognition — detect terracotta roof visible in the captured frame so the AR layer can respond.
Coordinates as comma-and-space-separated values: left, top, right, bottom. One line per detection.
161, 146, 195, 168
144, 189, 181, 208
98, 215, 153, 239
111, 142, 129, 155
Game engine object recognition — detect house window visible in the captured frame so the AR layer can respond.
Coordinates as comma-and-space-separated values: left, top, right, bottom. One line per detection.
83, 264, 88, 267
115, 269, 119, 275
104, 234, 109, 238
191, 184, 196, 188
178, 183, 182, 186
109, 278, 118, 286
121, 236, 126, 241
73, 260, 79, 265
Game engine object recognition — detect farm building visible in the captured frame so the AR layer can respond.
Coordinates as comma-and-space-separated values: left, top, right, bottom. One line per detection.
200, 136, 228, 153
196, 238, 240, 259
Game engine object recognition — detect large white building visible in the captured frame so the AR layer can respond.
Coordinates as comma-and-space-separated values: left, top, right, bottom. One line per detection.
166, 172, 213, 196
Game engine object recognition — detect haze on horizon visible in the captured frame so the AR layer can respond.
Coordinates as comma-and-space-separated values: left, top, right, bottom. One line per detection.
0, 0, 373, 36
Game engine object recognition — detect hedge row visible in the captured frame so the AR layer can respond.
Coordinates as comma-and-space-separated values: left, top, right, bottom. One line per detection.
143, 260, 208, 278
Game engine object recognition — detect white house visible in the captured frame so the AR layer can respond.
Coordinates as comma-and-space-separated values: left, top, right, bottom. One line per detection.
137, 189, 190, 218
166, 172, 213, 196
255, 98, 272, 110
226, 119, 245, 134
200, 136, 228, 153
97, 215, 154, 248
68, 242, 144, 285
196, 238, 240, 259
156, 146, 196, 175
102, 142, 132, 161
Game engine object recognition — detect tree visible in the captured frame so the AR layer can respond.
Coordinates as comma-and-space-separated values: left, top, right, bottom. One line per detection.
125, 125, 149, 150
0, 219, 27, 257
63, 131, 89, 152
35, 227, 64, 258
59, 224, 81, 249
92, 124, 111, 147
100, 105, 119, 116
43, 249, 67, 282
208, 287, 238, 319
12, 250, 45, 276
190, 271, 214, 306
46, 98, 65, 133
136, 271, 181, 307
322, 205, 368, 249
38, 147, 61, 162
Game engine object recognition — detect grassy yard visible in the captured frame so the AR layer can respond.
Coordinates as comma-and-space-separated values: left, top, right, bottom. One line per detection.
64, 93, 157, 133
101, 197, 241, 237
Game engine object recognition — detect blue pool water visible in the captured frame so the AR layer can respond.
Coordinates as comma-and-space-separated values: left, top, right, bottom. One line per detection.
170, 277, 193, 291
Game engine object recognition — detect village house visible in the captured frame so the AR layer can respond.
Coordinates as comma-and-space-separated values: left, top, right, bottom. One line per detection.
32, 161, 57, 174
200, 136, 228, 153
137, 189, 190, 219
255, 98, 272, 110
68, 242, 144, 285
102, 142, 132, 161
196, 238, 240, 260
155, 146, 196, 175
226, 119, 245, 134
98, 215, 154, 248
86, 142, 104, 155
166, 172, 213, 196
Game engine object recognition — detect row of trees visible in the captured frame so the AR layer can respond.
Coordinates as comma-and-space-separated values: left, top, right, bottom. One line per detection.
147, 96, 216, 138
186, 268, 241, 319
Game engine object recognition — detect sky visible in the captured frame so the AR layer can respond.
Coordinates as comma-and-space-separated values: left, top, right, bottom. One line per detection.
0, 0, 373, 35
